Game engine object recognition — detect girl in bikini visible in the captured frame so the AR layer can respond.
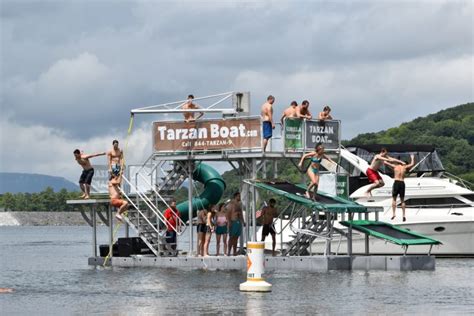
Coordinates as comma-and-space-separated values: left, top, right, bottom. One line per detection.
298, 144, 336, 199
203, 204, 216, 257
215, 203, 228, 256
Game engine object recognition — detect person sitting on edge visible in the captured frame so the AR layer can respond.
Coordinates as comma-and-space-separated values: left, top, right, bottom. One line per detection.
318, 105, 333, 121
215, 203, 228, 256
384, 155, 416, 222
108, 173, 129, 222
260, 198, 278, 256
227, 192, 245, 256
298, 144, 336, 200
280, 101, 298, 125
163, 198, 181, 250
182, 94, 204, 123
107, 139, 123, 177
73, 149, 106, 199
261, 95, 275, 152
296, 100, 312, 120
366, 148, 405, 197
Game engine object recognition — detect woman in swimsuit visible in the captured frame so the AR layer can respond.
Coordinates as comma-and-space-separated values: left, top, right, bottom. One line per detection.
214, 203, 228, 256
203, 204, 216, 256
298, 144, 335, 199
196, 208, 207, 256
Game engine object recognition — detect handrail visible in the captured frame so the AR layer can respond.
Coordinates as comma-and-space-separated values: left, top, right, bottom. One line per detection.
136, 172, 187, 234
441, 172, 474, 189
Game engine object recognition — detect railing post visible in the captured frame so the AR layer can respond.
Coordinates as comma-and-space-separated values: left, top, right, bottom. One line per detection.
188, 160, 193, 256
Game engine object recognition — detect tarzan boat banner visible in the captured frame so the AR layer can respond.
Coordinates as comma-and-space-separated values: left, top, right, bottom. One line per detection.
153, 117, 262, 152
284, 119, 341, 151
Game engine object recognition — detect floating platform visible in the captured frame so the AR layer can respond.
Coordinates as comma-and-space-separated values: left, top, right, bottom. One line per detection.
89, 255, 435, 271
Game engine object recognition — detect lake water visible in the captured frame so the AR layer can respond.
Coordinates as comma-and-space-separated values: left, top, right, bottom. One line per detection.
0, 226, 473, 315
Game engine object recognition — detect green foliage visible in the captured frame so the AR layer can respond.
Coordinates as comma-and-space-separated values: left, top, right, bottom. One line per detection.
0, 187, 80, 212
345, 102, 474, 188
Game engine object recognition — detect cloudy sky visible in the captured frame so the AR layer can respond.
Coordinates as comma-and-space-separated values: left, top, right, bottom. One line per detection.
0, 0, 472, 182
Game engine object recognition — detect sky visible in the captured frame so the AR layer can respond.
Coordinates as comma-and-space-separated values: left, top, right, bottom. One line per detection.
0, 0, 473, 183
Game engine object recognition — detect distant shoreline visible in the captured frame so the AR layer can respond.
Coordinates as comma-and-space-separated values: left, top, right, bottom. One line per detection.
0, 211, 89, 226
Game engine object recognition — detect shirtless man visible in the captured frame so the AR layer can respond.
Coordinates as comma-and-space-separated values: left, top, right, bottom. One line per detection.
260, 198, 278, 256
182, 94, 204, 123
73, 149, 106, 199
296, 100, 312, 120
318, 105, 333, 121
280, 101, 298, 125
261, 95, 275, 152
365, 148, 405, 197
384, 155, 415, 222
226, 192, 245, 256
107, 140, 123, 177
108, 173, 129, 221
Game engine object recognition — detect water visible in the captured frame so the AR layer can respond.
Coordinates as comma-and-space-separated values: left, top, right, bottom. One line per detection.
0, 226, 473, 315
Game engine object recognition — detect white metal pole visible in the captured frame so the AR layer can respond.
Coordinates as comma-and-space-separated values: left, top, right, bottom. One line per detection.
188, 161, 193, 256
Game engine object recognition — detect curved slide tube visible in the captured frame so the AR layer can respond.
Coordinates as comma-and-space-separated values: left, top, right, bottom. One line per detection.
176, 163, 226, 222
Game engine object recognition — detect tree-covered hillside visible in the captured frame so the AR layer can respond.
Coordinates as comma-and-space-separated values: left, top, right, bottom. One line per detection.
344, 103, 474, 185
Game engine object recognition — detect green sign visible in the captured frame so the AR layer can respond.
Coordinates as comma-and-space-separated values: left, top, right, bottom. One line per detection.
284, 118, 303, 150
336, 175, 349, 198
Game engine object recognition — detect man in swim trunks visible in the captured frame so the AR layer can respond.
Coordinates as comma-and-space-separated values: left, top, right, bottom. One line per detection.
107, 140, 123, 177
296, 100, 312, 120
261, 95, 275, 152
260, 198, 278, 256
74, 149, 106, 199
182, 94, 204, 123
227, 192, 245, 256
365, 148, 405, 197
163, 198, 181, 250
384, 154, 415, 222
280, 101, 298, 125
108, 173, 128, 222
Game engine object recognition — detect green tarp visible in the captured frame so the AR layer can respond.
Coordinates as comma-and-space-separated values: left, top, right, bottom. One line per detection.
340, 220, 442, 246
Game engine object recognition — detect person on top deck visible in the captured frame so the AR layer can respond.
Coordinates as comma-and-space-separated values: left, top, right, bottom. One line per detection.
108, 173, 128, 222
182, 94, 204, 123
73, 149, 106, 199
298, 144, 336, 200
318, 105, 333, 121
203, 204, 216, 256
261, 95, 275, 152
260, 198, 278, 256
280, 101, 299, 125
107, 139, 123, 177
227, 192, 245, 256
384, 154, 416, 222
296, 100, 312, 120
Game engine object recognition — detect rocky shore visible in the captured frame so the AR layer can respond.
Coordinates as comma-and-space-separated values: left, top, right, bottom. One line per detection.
0, 212, 89, 226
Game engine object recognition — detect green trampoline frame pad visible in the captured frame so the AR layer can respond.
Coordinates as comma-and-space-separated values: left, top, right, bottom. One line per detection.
340, 220, 442, 246
252, 181, 368, 213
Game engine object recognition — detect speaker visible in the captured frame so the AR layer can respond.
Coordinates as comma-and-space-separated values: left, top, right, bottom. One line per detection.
117, 237, 153, 257
99, 244, 119, 257
232, 91, 250, 115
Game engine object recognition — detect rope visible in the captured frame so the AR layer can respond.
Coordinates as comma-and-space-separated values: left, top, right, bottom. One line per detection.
102, 211, 127, 267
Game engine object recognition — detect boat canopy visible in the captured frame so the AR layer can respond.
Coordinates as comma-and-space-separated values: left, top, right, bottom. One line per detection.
343, 144, 445, 176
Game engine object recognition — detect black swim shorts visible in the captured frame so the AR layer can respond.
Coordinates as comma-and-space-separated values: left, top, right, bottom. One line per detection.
392, 180, 405, 200
79, 168, 94, 185
262, 223, 276, 237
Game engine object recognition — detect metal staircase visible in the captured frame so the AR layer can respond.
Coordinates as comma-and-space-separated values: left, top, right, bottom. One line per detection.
116, 160, 190, 257
282, 212, 334, 256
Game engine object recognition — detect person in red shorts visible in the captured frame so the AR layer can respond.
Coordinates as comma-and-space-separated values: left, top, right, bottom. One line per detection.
108, 173, 128, 221
366, 148, 405, 197
163, 198, 181, 250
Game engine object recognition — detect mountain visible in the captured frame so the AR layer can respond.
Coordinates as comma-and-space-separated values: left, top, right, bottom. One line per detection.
344, 102, 474, 184
0, 173, 79, 194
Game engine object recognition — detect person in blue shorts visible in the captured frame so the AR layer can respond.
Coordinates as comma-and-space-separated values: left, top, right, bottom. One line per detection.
227, 192, 245, 256
261, 95, 275, 152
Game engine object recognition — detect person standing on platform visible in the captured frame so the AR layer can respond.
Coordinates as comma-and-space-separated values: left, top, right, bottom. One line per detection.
107, 140, 123, 177
260, 198, 278, 256
215, 203, 228, 256
298, 144, 336, 200
384, 155, 416, 222
227, 192, 245, 256
296, 100, 312, 120
318, 105, 333, 121
182, 94, 204, 123
365, 148, 405, 197
164, 198, 181, 250
196, 207, 207, 256
261, 95, 275, 152
280, 101, 298, 125
108, 173, 128, 221
203, 204, 216, 256
73, 149, 106, 199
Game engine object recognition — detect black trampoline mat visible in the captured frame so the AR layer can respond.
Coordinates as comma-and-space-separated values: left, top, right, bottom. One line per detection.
263, 181, 340, 205
364, 224, 419, 240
